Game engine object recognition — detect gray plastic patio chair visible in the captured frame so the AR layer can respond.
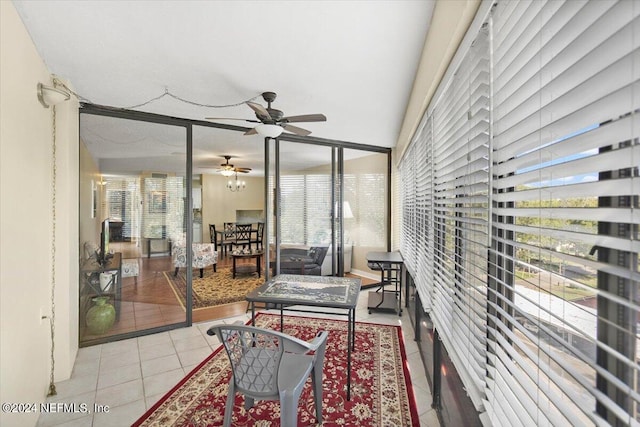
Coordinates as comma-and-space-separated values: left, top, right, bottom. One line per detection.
207, 322, 328, 427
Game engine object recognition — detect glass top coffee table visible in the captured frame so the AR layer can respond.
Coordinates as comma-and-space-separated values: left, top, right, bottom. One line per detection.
246, 274, 361, 400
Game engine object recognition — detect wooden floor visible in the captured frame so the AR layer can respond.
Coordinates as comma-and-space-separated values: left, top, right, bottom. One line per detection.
80, 241, 375, 345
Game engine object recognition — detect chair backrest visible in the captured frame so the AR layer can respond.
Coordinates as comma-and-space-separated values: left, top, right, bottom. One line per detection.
209, 224, 217, 249
256, 222, 264, 241
235, 223, 252, 243
213, 325, 284, 397
224, 222, 236, 238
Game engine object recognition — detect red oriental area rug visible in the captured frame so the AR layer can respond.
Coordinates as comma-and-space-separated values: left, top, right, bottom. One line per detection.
133, 313, 420, 426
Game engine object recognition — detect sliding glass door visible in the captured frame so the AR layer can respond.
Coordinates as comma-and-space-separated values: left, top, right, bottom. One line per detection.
78, 104, 391, 345
267, 141, 389, 279
79, 112, 189, 346
269, 141, 335, 277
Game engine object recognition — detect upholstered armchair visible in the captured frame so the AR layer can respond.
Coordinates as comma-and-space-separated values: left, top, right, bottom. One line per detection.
172, 241, 218, 278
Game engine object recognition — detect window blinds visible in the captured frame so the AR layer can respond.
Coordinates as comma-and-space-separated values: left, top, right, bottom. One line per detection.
103, 177, 140, 240
489, 1, 639, 425
271, 174, 331, 246
400, 142, 417, 273
271, 175, 305, 245
398, 0, 639, 425
414, 117, 435, 309
430, 23, 490, 409
141, 176, 184, 241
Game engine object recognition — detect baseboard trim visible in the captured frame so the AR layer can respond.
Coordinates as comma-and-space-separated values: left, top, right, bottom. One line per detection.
351, 269, 379, 282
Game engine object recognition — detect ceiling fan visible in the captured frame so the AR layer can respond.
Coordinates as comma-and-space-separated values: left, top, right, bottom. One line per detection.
206, 91, 326, 137
217, 155, 251, 176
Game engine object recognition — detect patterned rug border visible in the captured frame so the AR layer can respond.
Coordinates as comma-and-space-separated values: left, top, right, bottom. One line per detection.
133, 313, 420, 427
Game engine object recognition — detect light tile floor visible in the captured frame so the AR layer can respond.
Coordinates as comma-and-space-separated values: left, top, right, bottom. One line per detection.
37, 291, 440, 427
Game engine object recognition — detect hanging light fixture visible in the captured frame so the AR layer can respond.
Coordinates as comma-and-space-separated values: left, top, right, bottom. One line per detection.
227, 172, 246, 192
220, 169, 234, 177
255, 124, 284, 138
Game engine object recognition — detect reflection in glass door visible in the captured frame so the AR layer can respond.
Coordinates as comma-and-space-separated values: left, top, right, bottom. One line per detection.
268, 141, 338, 277
79, 112, 189, 346
343, 149, 388, 279
266, 142, 389, 280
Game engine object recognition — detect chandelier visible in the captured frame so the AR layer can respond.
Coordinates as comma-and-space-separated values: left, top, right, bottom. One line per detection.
227, 172, 246, 192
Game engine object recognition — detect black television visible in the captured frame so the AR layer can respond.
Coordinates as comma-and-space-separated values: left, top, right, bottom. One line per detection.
99, 219, 111, 264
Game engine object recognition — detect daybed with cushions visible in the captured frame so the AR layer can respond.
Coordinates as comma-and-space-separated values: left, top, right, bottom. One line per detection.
278, 246, 329, 276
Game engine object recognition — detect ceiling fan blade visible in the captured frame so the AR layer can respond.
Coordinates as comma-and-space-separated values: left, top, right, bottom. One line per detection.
281, 113, 327, 123
235, 167, 252, 172
204, 117, 260, 123
246, 101, 271, 120
283, 124, 312, 136
244, 127, 258, 136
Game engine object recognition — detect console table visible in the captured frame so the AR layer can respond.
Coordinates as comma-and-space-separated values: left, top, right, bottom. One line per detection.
80, 252, 122, 321
366, 251, 404, 316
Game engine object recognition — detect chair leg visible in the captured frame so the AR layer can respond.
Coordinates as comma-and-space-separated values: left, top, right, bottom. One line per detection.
279, 390, 303, 427
213, 263, 217, 272
174, 267, 179, 277
199, 268, 204, 278
311, 366, 323, 423
223, 381, 235, 427
243, 396, 255, 410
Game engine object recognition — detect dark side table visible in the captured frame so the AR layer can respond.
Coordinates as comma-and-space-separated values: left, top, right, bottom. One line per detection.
232, 251, 263, 278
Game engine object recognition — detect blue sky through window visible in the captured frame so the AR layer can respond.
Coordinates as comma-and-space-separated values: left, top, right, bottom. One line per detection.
517, 124, 600, 187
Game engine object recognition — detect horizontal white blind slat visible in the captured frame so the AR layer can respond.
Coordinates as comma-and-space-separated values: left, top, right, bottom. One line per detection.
494, 144, 639, 190
494, 1, 623, 102
492, 207, 640, 225
492, 176, 637, 201
493, 113, 639, 176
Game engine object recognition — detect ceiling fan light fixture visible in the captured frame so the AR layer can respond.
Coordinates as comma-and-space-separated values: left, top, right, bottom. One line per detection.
220, 169, 234, 177
255, 124, 283, 138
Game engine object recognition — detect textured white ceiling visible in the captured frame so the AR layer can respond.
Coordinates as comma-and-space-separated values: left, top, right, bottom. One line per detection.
14, 0, 434, 174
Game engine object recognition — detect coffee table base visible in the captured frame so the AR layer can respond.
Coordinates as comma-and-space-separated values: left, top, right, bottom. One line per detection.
232, 253, 262, 279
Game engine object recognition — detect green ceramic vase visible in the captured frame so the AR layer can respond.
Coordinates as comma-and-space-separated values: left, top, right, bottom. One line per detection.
86, 296, 115, 335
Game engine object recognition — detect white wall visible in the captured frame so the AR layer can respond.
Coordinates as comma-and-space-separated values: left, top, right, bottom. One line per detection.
0, 3, 79, 426
201, 174, 265, 241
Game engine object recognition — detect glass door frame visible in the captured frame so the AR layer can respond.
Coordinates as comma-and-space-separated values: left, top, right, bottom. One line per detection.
263, 136, 392, 282
79, 103, 392, 344
79, 104, 198, 343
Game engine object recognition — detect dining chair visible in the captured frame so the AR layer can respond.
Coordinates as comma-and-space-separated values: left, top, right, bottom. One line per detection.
209, 224, 217, 249
233, 223, 252, 251
222, 222, 237, 257
250, 222, 264, 251
211, 223, 233, 257
207, 322, 328, 427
